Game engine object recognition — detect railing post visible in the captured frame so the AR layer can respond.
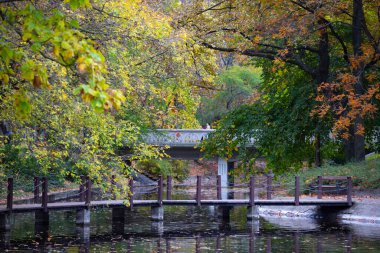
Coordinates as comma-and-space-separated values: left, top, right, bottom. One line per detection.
217, 175, 222, 200
347, 176, 352, 205
196, 175, 201, 206
267, 173, 272, 200
129, 178, 134, 208
249, 176, 255, 206
85, 176, 91, 206
317, 176, 322, 199
7, 177, 13, 211
79, 175, 85, 202
167, 176, 172, 200
295, 176, 300, 206
158, 175, 163, 206
34, 176, 39, 204
41, 177, 48, 212
111, 175, 116, 200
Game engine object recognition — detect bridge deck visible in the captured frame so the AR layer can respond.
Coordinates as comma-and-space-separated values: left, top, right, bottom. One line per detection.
0, 199, 352, 213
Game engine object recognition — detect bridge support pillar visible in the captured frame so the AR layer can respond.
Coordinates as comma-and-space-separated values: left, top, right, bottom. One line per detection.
217, 206, 231, 221
247, 219, 260, 233
35, 210, 49, 238
112, 207, 125, 234
217, 206, 231, 230
151, 221, 164, 235
217, 157, 228, 199
0, 229, 11, 249
247, 206, 259, 220
151, 206, 164, 221
76, 208, 90, 225
0, 213, 11, 232
76, 224, 90, 244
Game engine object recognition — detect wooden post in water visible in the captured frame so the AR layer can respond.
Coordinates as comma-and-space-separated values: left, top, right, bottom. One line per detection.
167, 176, 172, 200
249, 176, 255, 206
7, 178, 13, 211
267, 174, 272, 200
129, 178, 134, 208
295, 176, 300, 206
152, 175, 164, 221
34, 176, 39, 204
158, 175, 163, 206
196, 176, 201, 206
76, 177, 90, 225
41, 177, 48, 212
79, 175, 85, 202
317, 176, 322, 199
217, 175, 222, 200
347, 176, 352, 206
247, 176, 259, 220
85, 176, 91, 206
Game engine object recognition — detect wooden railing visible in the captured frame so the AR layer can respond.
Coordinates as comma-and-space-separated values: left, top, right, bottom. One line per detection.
316, 176, 353, 205
2, 174, 354, 212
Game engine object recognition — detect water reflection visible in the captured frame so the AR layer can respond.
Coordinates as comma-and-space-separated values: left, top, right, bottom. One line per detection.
0, 206, 380, 252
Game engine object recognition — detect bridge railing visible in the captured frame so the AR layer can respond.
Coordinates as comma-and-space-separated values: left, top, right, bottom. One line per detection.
143, 129, 255, 148
143, 129, 215, 147
2, 175, 353, 211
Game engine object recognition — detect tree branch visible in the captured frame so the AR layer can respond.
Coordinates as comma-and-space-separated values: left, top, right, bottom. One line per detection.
196, 1, 228, 15
201, 42, 316, 77
327, 23, 350, 64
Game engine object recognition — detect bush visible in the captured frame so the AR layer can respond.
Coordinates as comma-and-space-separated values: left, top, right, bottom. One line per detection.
136, 159, 189, 181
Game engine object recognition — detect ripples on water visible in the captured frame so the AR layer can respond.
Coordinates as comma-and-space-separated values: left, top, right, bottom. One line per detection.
1, 205, 380, 252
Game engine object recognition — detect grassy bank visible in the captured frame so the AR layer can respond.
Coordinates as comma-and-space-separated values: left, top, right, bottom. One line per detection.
282, 156, 380, 191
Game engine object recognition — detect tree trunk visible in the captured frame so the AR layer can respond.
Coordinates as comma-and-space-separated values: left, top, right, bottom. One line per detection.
344, 126, 355, 162
315, 134, 321, 167
315, 19, 330, 167
351, 0, 366, 161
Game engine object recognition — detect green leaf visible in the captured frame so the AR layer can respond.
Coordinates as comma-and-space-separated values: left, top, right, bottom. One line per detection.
69, 0, 79, 10
69, 19, 80, 28
30, 42, 42, 52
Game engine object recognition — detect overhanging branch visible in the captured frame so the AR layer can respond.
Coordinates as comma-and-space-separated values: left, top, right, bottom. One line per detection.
201, 42, 316, 77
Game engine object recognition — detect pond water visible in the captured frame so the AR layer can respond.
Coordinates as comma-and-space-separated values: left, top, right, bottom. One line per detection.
1, 204, 380, 252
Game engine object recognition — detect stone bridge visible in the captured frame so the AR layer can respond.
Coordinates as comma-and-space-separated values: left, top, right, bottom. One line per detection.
143, 129, 255, 193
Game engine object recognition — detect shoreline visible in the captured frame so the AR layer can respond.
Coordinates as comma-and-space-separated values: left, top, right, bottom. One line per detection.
258, 199, 380, 225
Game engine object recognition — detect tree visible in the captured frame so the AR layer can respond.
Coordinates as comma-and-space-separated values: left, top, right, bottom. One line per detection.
201, 61, 339, 172
314, 0, 380, 161
0, 1, 126, 113
197, 65, 261, 124
0, 0, 218, 196
180, 0, 380, 163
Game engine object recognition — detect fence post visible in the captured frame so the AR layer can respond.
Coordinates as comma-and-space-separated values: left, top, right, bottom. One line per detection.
347, 176, 352, 205
34, 176, 40, 204
295, 176, 300, 206
167, 176, 172, 200
158, 175, 163, 206
79, 175, 85, 202
217, 175, 222, 200
7, 178, 13, 211
111, 175, 116, 200
317, 176, 322, 199
41, 177, 48, 212
129, 178, 134, 208
267, 173, 272, 200
249, 176, 255, 206
85, 176, 91, 206
196, 176, 201, 206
